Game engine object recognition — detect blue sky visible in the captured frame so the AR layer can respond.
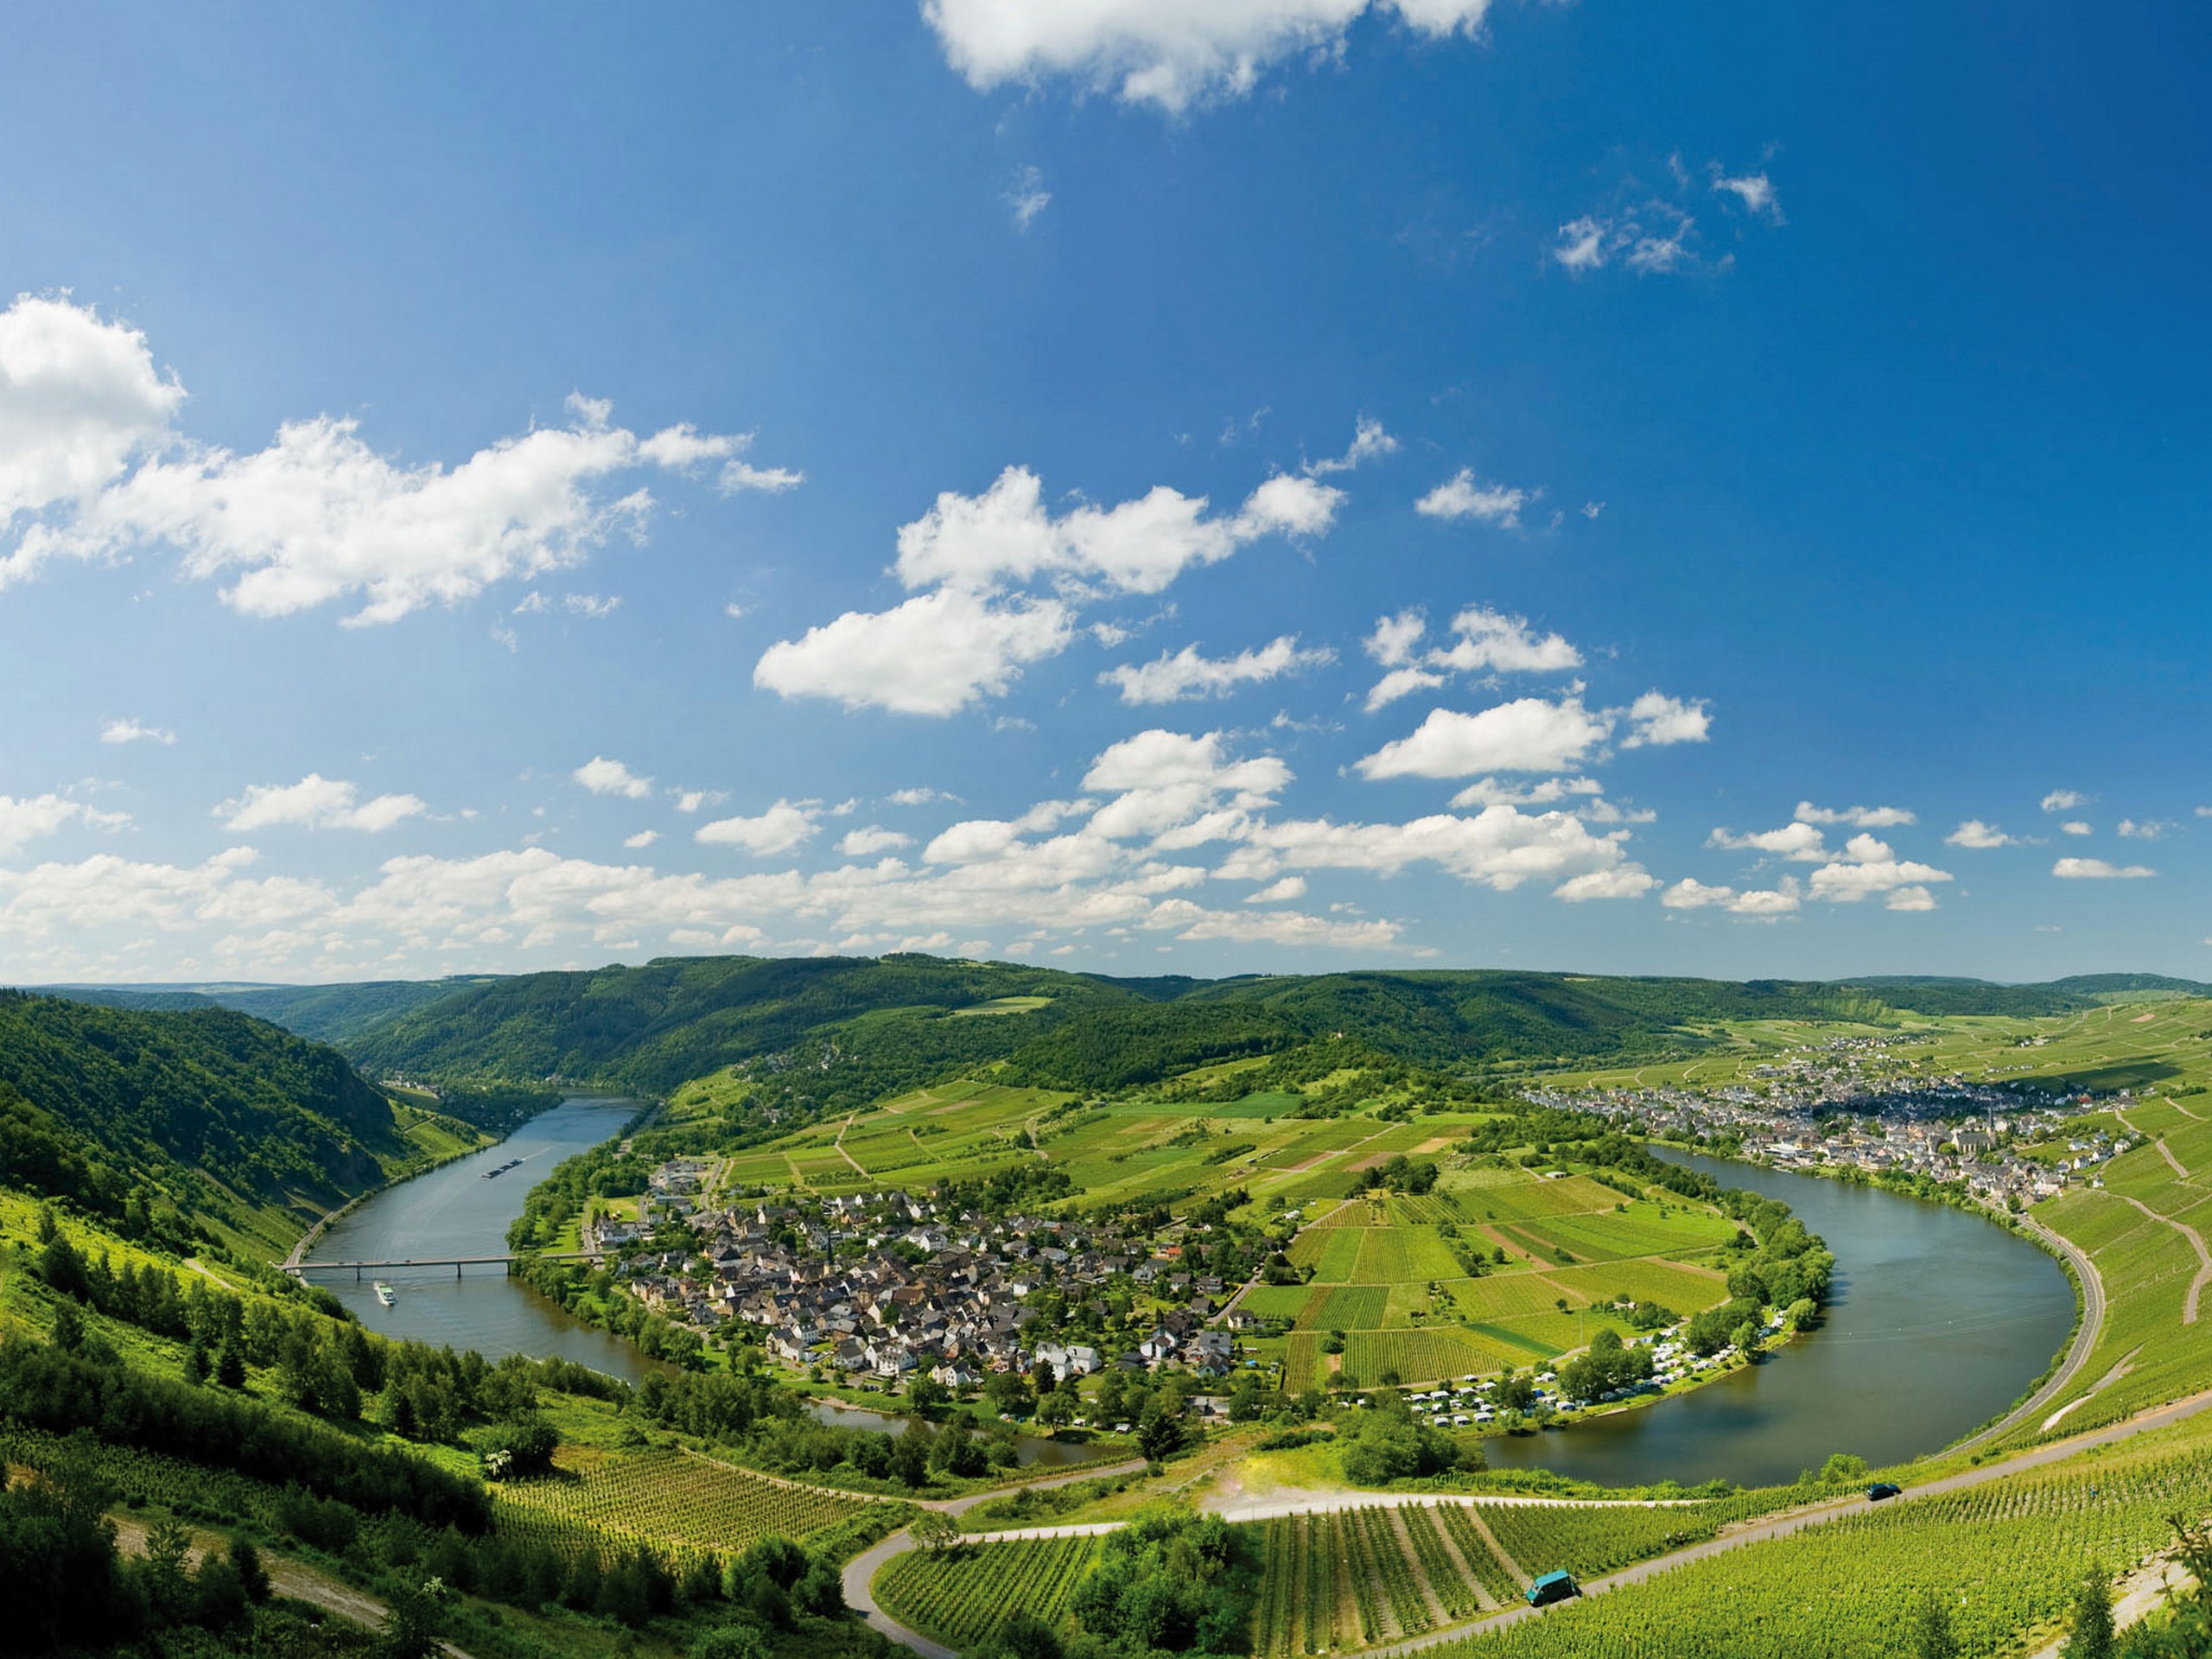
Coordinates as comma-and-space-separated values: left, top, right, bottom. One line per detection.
3, 2, 2208, 984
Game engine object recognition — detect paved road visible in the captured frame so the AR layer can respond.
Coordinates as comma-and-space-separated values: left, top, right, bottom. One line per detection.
842, 1459, 1147, 1656
1952, 1213, 2108, 1453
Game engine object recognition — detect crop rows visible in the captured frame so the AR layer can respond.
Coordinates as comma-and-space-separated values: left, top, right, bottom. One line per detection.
1435, 1503, 1522, 1605
1478, 1503, 1719, 1581
873, 1536, 1100, 1648
1434, 1443, 2212, 1659
493, 1445, 870, 1558
1404, 1504, 1485, 1619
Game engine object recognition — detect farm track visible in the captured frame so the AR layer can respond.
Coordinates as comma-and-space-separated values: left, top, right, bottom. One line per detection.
2115, 1106, 2193, 1181
1951, 1214, 2107, 1453
2113, 1191, 2212, 1324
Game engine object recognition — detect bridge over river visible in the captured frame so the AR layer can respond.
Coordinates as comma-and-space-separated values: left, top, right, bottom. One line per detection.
286, 1249, 600, 1281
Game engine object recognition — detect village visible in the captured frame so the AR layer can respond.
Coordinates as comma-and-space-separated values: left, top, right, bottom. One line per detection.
1528, 1031, 2139, 1211
580, 1160, 1259, 1391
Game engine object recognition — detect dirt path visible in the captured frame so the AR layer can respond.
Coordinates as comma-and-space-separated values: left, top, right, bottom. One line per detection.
2020, 1554, 2190, 1658
2117, 1107, 2193, 1181
111, 1515, 473, 1658
2114, 1192, 2212, 1324
1953, 1214, 2108, 1452
834, 1115, 869, 1179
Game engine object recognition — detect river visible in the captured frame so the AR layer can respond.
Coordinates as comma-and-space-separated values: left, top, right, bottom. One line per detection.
302, 1095, 1103, 1465
1482, 1153, 2077, 1488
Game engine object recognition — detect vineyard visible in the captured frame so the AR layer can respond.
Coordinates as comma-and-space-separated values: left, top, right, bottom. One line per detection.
874, 1535, 1102, 1648
1245, 1500, 1722, 1656
1437, 1437, 2212, 1658
493, 1444, 874, 1560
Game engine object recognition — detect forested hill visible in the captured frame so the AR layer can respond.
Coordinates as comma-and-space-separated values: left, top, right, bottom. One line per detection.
0, 990, 438, 1258
334, 952, 2145, 1103
32, 976, 496, 1046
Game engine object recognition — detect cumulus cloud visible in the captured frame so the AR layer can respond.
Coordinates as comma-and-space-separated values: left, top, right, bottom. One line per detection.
1618, 691, 1711, 747
100, 717, 175, 746
2042, 790, 2086, 812
754, 588, 1075, 716
2062, 821, 2094, 836
1358, 696, 1610, 779
1662, 876, 1802, 918
1795, 801, 1914, 829
623, 830, 661, 849
2053, 857, 2156, 880
0, 793, 128, 856
1360, 605, 1581, 710
1708, 821, 1829, 862
215, 773, 426, 833
1805, 835, 1953, 909
1415, 468, 1534, 526
696, 800, 819, 857
1305, 416, 1400, 477
1244, 875, 1307, 903
837, 826, 913, 858
574, 756, 654, 800
923, 0, 1501, 114
888, 787, 960, 808
760, 464, 1338, 715
1945, 820, 2017, 849
2117, 818, 2170, 840
0, 297, 799, 622
1221, 804, 1646, 898
1101, 634, 1333, 703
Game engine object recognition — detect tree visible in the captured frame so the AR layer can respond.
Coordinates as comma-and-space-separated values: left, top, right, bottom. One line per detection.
228, 1535, 271, 1605
890, 1422, 932, 1490
912, 1512, 960, 1553
378, 1578, 448, 1659
690, 1624, 772, 1659
1137, 1397, 1186, 1463
1914, 1593, 1960, 1659
214, 1344, 247, 1389
2063, 1566, 2113, 1659
907, 1372, 950, 1414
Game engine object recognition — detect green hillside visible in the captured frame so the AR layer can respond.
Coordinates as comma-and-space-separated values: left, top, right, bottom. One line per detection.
29, 977, 499, 1046
0, 991, 483, 1261
335, 952, 2140, 1105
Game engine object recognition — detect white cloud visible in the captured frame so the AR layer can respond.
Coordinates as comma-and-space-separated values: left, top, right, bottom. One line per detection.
1795, 801, 1914, 829
1551, 204, 1703, 278
672, 790, 726, 814
1806, 836, 1953, 906
923, 0, 1499, 115
1446, 775, 1603, 810
892, 464, 1339, 596
2041, 790, 2086, 812
2053, 857, 2156, 880
1552, 216, 1610, 274
564, 593, 620, 618
1305, 416, 1399, 477
1415, 468, 1534, 526
215, 773, 426, 833
696, 800, 820, 857
2, 301, 799, 621
1101, 634, 1333, 703
2062, 821, 2094, 836
1223, 804, 1642, 898
1580, 501, 1604, 519
1712, 170, 1783, 222
1360, 606, 1580, 709
0, 295, 183, 530
1554, 866, 1658, 902
623, 830, 661, 849
1945, 820, 2016, 849
99, 716, 175, 746
1244, 875, 1307, 903
763, 464, 1338, 716
1618, 690, 1710, 747
1662, 876, 1802, 918
888, 787, 960, 808
838, 826, 913, 858
0, 793, 128, 856
1359, 697, 1609, 779
1708, 821, 1829, 862
2117, 818, 2170, 840
574, 756, 654, 800
753, 588, 1075, 716
1005, 165, 1052, 232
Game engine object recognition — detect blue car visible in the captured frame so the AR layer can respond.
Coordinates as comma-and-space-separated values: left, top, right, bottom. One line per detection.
1867, 1482, 1902, 1502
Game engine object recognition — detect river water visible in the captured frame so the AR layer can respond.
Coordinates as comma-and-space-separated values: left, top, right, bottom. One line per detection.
302, 1095, 1101, 1465
1482, 1153, 2076, 1488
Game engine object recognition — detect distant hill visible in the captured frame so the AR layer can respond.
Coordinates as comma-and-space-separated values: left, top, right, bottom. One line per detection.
28, 977, 499, 1046
327, 952, 2184, 1106
0, 990, 461, 1259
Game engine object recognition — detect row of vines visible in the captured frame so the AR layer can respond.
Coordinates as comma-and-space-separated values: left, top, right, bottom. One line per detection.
874, 1536, 1103, 1649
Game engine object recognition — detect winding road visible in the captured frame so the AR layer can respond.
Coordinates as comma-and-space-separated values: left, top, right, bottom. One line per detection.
1950, 1213, 2107, 1453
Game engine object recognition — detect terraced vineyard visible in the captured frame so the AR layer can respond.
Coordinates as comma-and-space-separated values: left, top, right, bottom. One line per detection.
874, 1536, 1102, 1648
1440, 1435, 2212, 1659
1246, 1501, 1726, 1656
493, 1444, 874, 1559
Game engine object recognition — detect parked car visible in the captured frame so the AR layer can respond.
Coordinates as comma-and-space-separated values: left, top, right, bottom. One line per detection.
1867, 1482, 1903, 1502
1525, 1571, 1579, 1607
